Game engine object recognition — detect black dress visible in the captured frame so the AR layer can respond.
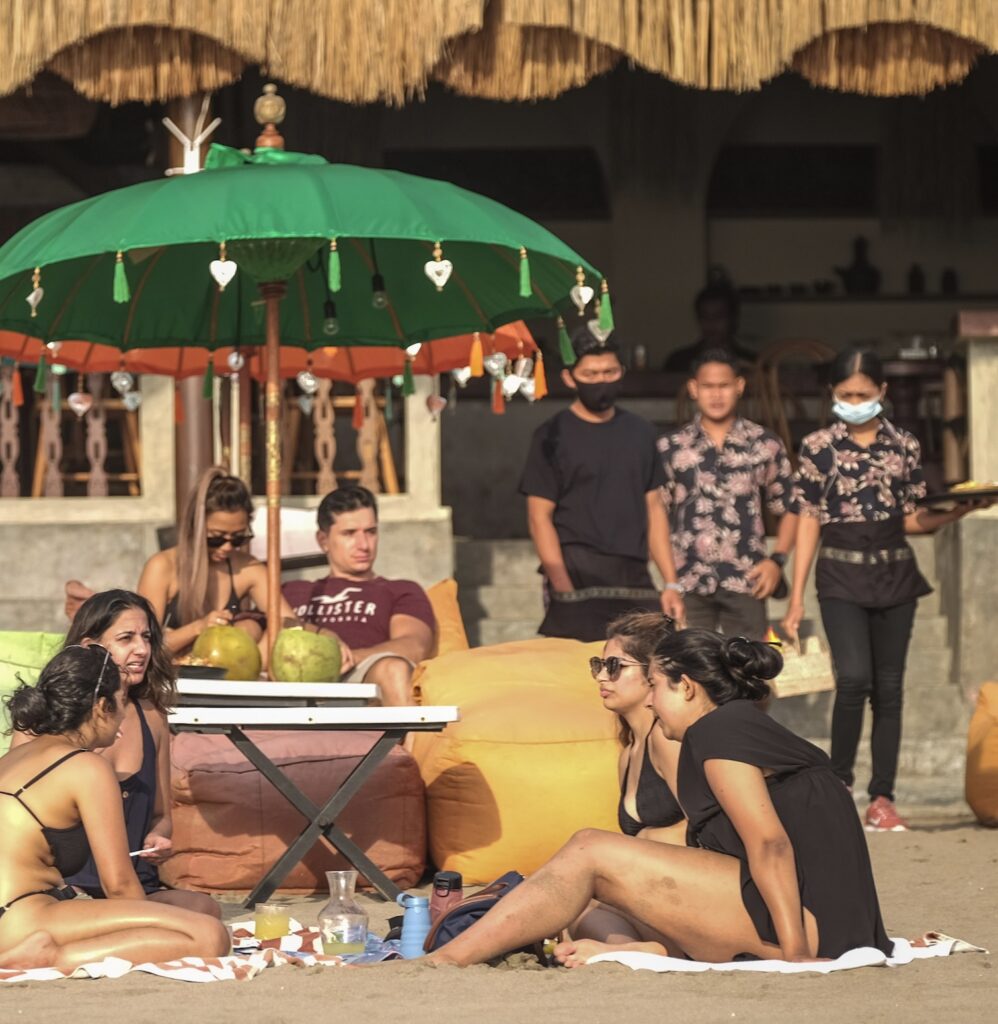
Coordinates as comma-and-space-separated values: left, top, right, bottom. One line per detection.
678, 700, 892, 958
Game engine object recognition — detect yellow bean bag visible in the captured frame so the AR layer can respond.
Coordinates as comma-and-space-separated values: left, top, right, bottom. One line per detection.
966, 682, 998, 826
411, 637, 619, 883
425, 579, 470, 658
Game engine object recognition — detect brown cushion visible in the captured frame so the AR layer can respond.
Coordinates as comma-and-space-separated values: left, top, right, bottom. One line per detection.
162, 730, 426, 894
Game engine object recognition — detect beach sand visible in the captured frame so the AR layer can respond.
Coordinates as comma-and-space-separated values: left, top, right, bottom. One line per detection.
7, 812, 996, 1024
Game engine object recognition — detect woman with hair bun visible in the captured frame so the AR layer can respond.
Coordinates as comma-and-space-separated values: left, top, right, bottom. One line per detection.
424, 629, 892, 968
0, 647, 229, 971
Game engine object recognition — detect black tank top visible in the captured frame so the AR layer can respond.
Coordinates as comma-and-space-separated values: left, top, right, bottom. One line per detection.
617, 736, 684, 836
163, 557, 241, 627
0, 748, 92, 877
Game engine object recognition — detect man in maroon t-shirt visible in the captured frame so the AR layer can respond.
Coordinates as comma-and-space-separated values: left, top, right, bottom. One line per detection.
282, 486, 435, 706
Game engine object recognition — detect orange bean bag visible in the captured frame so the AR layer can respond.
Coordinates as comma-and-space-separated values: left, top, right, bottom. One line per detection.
411, 637, 619, 884
966, 683, 998, 827
425, 578, 470, 658
163, 731, 426, 893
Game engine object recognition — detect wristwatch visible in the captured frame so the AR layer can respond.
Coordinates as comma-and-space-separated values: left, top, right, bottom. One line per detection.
769, 552, 787, 569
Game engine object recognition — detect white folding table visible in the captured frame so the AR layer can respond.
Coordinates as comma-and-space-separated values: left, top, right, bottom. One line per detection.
170, 678, 458, 906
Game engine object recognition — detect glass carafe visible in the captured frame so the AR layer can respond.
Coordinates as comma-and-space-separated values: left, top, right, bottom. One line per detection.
318, 869, 368, 955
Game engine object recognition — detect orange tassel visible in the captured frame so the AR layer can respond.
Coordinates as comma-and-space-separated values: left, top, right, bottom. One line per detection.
352, 390, 365, 429
492, 378, 506, 414
469, 332, 484, 377
533, 352, 548, 399
11, 367, 24, 407
174, 384, 185, 424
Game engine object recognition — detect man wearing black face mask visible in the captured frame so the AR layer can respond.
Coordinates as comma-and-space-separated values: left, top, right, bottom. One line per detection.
519, 325, 684, 641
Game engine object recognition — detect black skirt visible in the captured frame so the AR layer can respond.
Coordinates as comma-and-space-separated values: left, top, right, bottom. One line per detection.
816, 519, 931, 609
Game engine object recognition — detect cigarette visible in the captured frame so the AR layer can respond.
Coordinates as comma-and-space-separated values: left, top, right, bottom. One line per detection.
129, 848, 155, 857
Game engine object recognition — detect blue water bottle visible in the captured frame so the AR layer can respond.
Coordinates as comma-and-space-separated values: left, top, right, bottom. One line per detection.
397, 893, 431, 959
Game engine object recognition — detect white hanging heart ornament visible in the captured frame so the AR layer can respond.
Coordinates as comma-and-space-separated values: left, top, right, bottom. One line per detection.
67, 392, 93, 418
426, 393, 448, 419
451, 366, 472, 388
570, 284, 594, 314
46, 341, 62, 356
226, 351, 246, 373
502, 374, 523, 399
122, 390, 142, 411
209, 259, 237, 291
26, 287, 44, 313
484, 352, 508, 378
586, 319, 613, 345
513, 356, 534, 378
520, 377, 537, 402
110, 370, 134, 395
424, 259, 453, 291
298, 395, 314, 415
296, 369, 319, 395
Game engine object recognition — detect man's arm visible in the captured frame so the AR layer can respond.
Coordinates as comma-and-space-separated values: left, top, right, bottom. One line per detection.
350, 613, 434, 664
526, 495, 574, 592
647, 491, 684, 622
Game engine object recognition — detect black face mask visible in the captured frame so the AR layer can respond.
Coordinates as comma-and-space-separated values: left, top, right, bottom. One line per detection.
572, 378, 621, 413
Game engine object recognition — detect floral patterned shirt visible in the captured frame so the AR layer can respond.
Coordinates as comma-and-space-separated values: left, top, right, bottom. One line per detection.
657, 416, 793, 596
793, 419, 926, 525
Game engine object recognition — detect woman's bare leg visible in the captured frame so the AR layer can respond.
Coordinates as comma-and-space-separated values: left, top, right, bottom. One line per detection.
427, 829, 814, 966
0, 897, 230, 973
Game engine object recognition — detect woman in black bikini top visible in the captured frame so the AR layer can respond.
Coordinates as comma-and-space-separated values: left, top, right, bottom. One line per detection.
0, 646, 228, 972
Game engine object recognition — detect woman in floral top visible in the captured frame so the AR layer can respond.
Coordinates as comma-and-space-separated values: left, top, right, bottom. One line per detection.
783, 347, 978, 832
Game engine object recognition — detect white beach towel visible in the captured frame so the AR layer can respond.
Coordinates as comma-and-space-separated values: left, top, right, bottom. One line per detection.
586, 933, 987, 973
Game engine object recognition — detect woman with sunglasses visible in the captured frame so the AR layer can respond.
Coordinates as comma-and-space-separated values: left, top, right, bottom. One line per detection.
0, 646, 229, 972
138, 466, 297, 657
573, 611, 684, 944
11, 591, 219, 919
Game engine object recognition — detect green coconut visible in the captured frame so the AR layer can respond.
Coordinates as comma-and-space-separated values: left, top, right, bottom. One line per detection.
271, 627, 343, 683
191, 625, 262, 681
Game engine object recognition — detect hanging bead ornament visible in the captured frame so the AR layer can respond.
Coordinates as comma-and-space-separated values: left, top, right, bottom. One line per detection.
298, 394, 314, 415
405, 342, 422, 358
586, 318, 613, 345
26, 267, 43, 317
122, 390, 142, 412
424, 240, 453, 292
513, 356, 534, 379
67, 373, 92, 418
484, 352, 508, 378
520, 377, 537, 402
451, 366, 472, 388
502, 373, 523, 399
391, 374, 404, 388
426, 393, 448, 419
569, 266, 594, 316
296, 367, 319, 396
226, 350, 246, 374
209, 241, 237, 291
46, 341, 62, 356
111, 369, 134, 395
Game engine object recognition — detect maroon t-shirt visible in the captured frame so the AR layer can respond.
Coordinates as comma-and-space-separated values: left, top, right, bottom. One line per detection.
282, 576, 435, 650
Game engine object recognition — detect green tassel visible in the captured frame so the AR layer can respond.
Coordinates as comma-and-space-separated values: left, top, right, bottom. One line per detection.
202, 360, 214, 400
402, 359, 415, 397
328, 239, 341, 293
33, 356, 47, 395
384, 380, 394, 423
519, 247, 531, 298
51, 375, 61, 411
558, 319, 575, 367
113, 252, 131, 304
599, 283, 615, 331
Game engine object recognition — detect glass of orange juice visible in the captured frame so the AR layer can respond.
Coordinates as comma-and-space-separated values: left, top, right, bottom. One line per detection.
254, 901, 291, 941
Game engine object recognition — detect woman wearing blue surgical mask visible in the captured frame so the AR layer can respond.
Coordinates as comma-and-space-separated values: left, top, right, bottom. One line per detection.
782, 347, 977, 832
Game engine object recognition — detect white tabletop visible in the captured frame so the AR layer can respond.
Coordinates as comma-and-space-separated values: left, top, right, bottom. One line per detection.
176, 679, 378, 701
169, 705, 459, 728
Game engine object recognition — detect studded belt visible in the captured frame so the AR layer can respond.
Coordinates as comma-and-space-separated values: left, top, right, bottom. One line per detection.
818, 546, 913, 566
549, 586, 660, 603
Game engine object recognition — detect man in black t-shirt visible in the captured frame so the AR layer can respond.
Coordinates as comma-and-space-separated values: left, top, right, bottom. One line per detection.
519, 324, 684, 641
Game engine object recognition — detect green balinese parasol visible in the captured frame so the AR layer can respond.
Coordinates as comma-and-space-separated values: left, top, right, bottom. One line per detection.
0, 123, 610, 651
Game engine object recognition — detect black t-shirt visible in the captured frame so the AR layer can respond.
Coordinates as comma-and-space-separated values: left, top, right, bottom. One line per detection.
519, 408, 665, 561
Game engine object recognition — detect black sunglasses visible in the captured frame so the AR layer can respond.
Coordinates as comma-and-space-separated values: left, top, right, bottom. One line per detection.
206, 531, 254, 549
589, 656, 647, 682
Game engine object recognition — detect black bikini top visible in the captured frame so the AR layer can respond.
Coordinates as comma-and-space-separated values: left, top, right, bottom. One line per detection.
618, 736, 684, 836
163, 557, 241, 628
0, 749, 92, 878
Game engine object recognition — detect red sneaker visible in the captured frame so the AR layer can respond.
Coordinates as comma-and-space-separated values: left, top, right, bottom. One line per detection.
864, 796, 909, 832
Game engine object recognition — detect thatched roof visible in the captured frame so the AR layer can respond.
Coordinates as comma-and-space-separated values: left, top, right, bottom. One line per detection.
3, 1, 997, 105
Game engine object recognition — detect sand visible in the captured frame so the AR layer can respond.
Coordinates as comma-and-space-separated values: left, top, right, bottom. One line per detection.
6, 812, 996, 1024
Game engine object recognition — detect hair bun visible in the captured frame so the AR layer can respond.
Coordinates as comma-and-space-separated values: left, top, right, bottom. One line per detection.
720, 636, 782, 700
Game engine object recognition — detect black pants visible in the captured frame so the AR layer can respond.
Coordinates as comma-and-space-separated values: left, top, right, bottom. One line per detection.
819, 597, 917, 801
684, 592, 768, 640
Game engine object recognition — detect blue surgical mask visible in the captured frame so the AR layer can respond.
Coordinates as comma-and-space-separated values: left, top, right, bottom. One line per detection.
833, 398, 883, 425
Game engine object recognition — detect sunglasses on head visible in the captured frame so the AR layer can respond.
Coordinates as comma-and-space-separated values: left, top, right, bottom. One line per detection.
65, 643, 112, 704
589, 656, 647, 682
206, 531, 254, 549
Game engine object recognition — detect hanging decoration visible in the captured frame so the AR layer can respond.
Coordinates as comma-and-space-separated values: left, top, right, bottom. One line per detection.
402, 357, 415, 396
534, 351, 548, 399
328, 238, 341, 293
519, 246, 531, 298
599, 279, 615, 331
587, 317, 613, 345
298, 394, 314, 415
67, 373, 92, 418
469, 332, 484, 377
513, 355, 534, 379
26, 267, 43, 318
110, 368, 134, 395
491, 377, 506, 414
201, 359, 215, 399
32, 355, 47, 394
451, 366, 472, 387
113, 251, 131, 303
46, 341, 62, 357
296, 367, 319, 396
51, 362, 68, 411
520, 377, 536, 402
426, 392, 448, 419
569, 265, 594, 316
209, 241, 237, 291
227, 350, 246, 374
424, 240, 453, 291
557, 317, 575, 366
10, 365, 24, 407
122, 390, 142, 411
483, 352, 508, 378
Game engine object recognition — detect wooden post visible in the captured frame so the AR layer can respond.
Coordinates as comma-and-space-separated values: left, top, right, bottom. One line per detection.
261, 281, 286, 655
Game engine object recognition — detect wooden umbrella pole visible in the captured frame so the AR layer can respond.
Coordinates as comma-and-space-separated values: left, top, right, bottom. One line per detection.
261, 281, 287, 659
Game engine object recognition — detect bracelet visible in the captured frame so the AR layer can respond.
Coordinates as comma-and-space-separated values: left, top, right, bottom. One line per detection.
663, 582, 683, 593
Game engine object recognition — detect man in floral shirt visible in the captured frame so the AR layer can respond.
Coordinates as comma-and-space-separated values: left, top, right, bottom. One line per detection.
657, 349, 797, 639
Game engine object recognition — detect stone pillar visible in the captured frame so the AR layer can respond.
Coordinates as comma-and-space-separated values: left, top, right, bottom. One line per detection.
403, 375, 440, 513
963, 325, 998, 481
